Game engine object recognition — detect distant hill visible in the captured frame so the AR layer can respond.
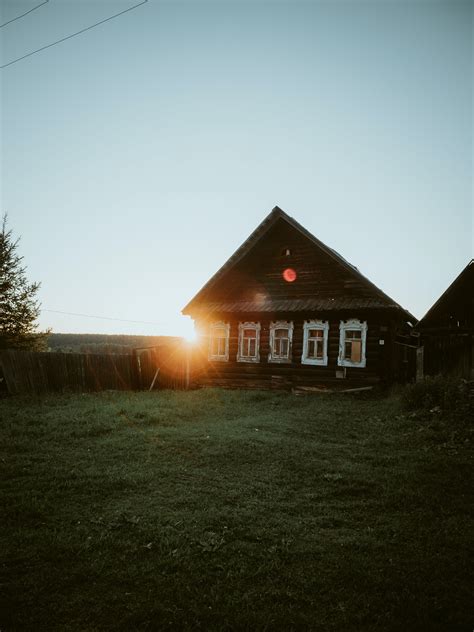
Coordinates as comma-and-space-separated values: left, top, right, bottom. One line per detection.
47, 333, 182, 354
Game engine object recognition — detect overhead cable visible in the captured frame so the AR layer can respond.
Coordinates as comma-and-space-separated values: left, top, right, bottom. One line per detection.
1, 0, 148, 69
43, 308, 163, 327
0, 0, 49, 29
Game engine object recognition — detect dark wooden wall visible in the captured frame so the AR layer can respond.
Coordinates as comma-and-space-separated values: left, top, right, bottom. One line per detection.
416, 263, 473, 380
422, 332, 474, 380
192, 311, 404, 390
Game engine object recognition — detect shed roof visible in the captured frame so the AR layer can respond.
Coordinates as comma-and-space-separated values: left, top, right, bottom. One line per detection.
416, 259, 474, 329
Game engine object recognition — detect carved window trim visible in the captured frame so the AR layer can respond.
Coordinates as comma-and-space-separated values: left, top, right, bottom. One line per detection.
237, 322, 261, 363
208, 321, 230, 362
301, 320, 329, 366
338, 319, 367, 368
268, 321, 293, 363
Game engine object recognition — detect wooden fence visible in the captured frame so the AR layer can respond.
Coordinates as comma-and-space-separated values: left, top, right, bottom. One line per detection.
0, 343, 190, 395
134, 343, 190, 391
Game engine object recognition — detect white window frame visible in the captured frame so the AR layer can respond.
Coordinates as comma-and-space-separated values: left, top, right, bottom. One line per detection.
268, 320, 293, 363
338, 319, 367, 368
301, 320, 329, 366
237, 322, 260, 363
208, 321, 230, 362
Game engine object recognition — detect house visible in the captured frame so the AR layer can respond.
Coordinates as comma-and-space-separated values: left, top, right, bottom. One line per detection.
182, 207, 416, 390
416, 259, 474, 380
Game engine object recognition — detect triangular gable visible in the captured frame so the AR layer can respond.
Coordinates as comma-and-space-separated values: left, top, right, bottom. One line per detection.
417, 259, 474, 328
182, 206, 414, 320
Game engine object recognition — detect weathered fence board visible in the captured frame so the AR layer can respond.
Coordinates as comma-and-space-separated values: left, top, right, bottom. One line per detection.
0, 344, 190, 395
134, 344, 189, 390
0, 350, 135, 395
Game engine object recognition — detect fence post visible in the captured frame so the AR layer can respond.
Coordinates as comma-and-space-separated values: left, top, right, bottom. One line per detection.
416, 346, 424, 382
470, 335, 474, 380
185, 346, 190, 389
131, 349, 141, 390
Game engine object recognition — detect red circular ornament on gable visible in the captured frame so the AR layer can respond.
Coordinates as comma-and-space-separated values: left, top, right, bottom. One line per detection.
283, 268, 297, 283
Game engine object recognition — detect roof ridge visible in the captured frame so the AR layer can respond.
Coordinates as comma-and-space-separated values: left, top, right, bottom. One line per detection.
182, 206, 415, 321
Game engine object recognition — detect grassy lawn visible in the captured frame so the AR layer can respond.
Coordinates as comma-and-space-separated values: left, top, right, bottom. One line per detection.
1, 389, 472, 631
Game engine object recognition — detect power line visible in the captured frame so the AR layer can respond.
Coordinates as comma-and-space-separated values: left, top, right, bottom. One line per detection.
43, 309, 164, 327
1, 0, 148, 69
0, 0, 49, 29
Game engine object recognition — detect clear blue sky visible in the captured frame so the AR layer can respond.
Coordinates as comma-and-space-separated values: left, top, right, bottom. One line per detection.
1, 0, 472, 338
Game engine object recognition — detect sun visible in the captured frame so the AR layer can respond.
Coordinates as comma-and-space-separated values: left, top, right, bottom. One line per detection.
184, 328, 197, 344
179, 316, 197, 345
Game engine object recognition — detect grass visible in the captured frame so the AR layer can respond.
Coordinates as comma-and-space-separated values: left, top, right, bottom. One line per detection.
1, 388, 472, 631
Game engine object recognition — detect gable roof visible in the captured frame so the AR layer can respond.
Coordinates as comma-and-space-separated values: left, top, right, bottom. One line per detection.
182, 206, 415, 320
416, 259, 474, 328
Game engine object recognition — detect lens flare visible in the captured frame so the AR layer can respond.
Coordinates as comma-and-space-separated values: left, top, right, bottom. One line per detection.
283, 268, 297, 283
184, 329, 197, 344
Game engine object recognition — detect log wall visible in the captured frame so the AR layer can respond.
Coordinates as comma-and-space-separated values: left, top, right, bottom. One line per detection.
192, 312, 400, 390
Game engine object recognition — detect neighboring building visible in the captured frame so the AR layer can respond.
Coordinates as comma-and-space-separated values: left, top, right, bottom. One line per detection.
182, 207, 416, 390
416, 259, 474, 379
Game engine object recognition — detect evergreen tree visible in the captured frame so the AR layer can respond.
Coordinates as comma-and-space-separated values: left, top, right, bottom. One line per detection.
0, 215, 48, 350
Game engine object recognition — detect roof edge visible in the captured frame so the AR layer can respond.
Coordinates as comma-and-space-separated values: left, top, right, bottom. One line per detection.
416, 259, 474, 327
182, 206, 416, 322
182, 207, 283, 314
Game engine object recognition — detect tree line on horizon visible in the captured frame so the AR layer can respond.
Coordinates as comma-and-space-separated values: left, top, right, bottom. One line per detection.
48, 333, 181, 355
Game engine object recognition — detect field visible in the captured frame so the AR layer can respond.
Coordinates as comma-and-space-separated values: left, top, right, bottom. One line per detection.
1, 389, 472, 631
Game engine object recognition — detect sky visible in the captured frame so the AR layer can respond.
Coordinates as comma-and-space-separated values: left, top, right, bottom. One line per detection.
1, 0, 472, 338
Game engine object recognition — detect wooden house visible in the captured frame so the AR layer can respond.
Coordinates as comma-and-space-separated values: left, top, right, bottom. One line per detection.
416, 259, 474, 379
182, 207, 416, 390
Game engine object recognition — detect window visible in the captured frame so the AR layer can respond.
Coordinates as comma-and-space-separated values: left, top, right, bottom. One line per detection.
237, 322, 260, 362
338, 319, 367, 368
301, 320, 329, 365
269, 321, 293, 363
208, 322, 229, 361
